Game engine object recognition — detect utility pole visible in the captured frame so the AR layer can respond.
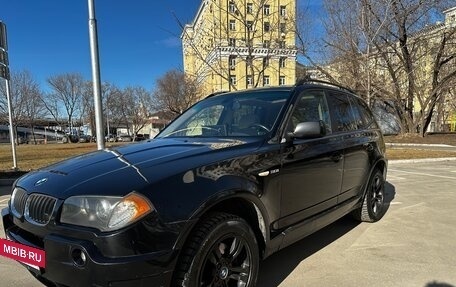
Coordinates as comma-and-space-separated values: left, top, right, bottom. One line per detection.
0, 21, 18, 170
88, 0, 105, 150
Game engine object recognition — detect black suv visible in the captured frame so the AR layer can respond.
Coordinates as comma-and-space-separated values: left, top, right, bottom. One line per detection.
2, 80, 387, 287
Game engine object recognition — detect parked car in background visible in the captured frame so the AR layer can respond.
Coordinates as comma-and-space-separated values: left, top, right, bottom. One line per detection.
117, 134, 132, 142
134, 134, 146, 141
2, 80, 387, 287
105, 134, 117, 142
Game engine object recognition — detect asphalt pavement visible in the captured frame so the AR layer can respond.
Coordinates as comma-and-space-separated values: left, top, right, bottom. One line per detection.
1, 159, 456, 286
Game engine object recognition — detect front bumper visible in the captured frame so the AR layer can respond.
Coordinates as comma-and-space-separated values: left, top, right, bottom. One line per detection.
2, 207, 176, 287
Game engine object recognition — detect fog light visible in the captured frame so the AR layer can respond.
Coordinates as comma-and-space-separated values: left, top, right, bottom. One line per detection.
71, 248, 87, 267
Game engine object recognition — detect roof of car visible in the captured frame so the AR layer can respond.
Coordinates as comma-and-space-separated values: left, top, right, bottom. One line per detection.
205, 79, 358, 99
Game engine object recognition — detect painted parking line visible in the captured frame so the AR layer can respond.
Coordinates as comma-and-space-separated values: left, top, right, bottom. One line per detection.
390, 202, 403, 205
389, 169, 456, 180
387, 175, 406, 180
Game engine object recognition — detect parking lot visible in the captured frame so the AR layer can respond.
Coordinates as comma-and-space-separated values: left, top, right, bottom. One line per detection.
1, 159, 456, 287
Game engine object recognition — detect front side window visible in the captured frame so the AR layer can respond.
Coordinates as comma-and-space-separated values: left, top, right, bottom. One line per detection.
287, 90, 332, 134
157, 91, 290, 138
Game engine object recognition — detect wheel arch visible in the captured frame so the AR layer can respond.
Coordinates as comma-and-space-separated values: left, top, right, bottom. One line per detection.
362, 157, 388, 197
175, 191, 270, 259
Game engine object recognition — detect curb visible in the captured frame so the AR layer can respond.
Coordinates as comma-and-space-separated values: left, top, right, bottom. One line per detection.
386, 143, 456, 148
389, 157, 456, 164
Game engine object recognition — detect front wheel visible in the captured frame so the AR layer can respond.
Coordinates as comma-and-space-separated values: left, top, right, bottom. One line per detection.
353, 169, 386, 222
173, 212, 259, 287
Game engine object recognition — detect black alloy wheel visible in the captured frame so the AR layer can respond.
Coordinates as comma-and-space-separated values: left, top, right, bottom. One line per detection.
354, 169, 386, 222
173, 212, 259, 287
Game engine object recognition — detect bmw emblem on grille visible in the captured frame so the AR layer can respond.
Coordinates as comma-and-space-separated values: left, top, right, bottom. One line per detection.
34, 178, 48, 186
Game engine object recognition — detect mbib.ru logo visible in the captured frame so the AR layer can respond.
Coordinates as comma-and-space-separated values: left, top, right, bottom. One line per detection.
0, 238, 45, 269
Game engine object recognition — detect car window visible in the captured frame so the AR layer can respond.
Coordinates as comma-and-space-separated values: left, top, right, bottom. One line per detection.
287, 90, 332, 134
157, 91, 290, 138
353, 97, 378, 129
327, 93, 359, 132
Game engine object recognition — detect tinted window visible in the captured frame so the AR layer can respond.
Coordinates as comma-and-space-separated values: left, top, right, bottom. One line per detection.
287, 90, 331, 134
327, 93, 359, 132
157, 91, 289, 138
353, 97, 378, 129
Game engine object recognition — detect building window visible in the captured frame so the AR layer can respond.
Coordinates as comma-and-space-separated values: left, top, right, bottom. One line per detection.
229, 19, 236, 31
263, 75, 270, 86
247, 75, 253, 86
229, 56, 236, 70
247, 3, 253, 14
263, 57, 269, 67
280, 23, 286, 33
263, 4, 270, 15
229, 1, 236, 13
279, 76, 286, 86
263, 40, 270, 48
247, 21, 253, 31
230, 75, 237, 86
279, 57, 286, 68
278, 40, 286, 48
264, 22, 270, 32
280, 5, 286, 17
229, 38, 236, 46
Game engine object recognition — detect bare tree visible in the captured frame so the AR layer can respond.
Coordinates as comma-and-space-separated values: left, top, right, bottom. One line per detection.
299, 0, 456, 135
46, 73, 84, 135
0, 70, 45, 142
81, 81, 120, 139
153, 69, 201, 118
123, 86, 152, 139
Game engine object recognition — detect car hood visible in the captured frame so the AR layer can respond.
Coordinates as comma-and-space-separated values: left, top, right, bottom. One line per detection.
15, 138, 262, 198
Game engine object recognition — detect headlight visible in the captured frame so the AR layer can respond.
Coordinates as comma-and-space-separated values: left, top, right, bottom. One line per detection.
60, 192, 154, 232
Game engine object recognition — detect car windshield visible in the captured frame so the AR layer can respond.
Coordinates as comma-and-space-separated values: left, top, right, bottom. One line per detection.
157, 90, 290, 138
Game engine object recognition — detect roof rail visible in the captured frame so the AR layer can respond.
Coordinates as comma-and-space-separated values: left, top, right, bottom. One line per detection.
295, 78, 355, 94
205, 91, 228, 99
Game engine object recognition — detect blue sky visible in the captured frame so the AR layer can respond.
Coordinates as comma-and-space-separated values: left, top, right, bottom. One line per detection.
2, 1, 323, 91
2, 0, 201, 90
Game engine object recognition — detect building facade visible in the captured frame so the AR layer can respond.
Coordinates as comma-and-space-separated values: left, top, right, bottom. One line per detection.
182, 0, 297, 95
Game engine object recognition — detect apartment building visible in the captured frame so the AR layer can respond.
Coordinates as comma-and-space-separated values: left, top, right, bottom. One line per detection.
182, 0, 297, 95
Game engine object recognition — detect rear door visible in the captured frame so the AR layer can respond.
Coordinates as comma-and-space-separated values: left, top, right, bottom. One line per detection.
326, 93, 372, 202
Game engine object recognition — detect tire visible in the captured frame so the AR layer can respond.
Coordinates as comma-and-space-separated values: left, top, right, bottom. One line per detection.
172, 212, 259, 287
353, 169, 386, 222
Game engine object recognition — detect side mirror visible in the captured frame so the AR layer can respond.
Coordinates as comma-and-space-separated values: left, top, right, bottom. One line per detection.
290, 121, 326, 139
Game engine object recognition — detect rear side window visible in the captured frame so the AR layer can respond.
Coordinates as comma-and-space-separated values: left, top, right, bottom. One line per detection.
327, 93, 360, 132
352, 97, 378, 129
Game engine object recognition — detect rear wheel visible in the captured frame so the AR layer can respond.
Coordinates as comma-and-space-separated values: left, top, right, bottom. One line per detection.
173, 212, 259, 287
353, 169, 385, 222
